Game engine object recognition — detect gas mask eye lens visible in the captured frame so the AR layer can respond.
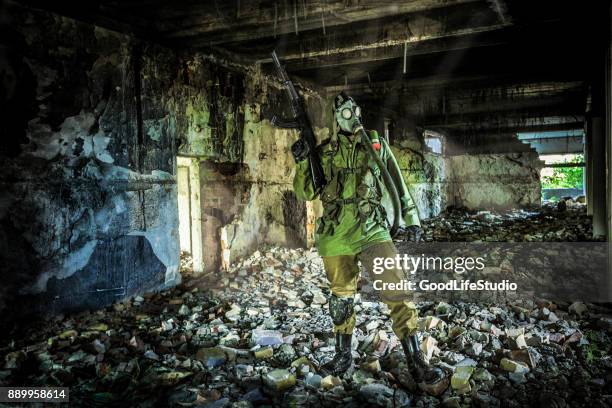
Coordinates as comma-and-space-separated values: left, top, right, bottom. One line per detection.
341, 108, 352, 119
355, 106, 361, 117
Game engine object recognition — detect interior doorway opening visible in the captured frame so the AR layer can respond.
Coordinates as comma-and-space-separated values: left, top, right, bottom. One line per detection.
176, 156, 204, 274
177, 165, 192, 254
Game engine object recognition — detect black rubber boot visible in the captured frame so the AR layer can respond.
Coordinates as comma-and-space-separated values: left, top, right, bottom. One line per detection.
400, 334, 446, 384
321, 333, 354, 376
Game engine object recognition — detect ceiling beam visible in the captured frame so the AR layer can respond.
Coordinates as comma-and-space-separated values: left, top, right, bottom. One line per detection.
325, 72, 585, 98
159, 0, 484, 45
433, 115, 583, 130
16, 0, 155, 40
418, 107, 586, 130
356, 80, 587, 118
247, 3, 507, 65
445, 123, 584, 139
276, 23, 509, 72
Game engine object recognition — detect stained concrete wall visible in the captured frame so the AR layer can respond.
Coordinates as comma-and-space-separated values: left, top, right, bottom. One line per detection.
391, 145, 449, 219
384, 124, 543, 214
196, 77, 329, 271
0, 2, 331, 311
384, 121, 450, 220
0, 3, 186, 318
0, 3, 546, 318
448, 152, 543, 209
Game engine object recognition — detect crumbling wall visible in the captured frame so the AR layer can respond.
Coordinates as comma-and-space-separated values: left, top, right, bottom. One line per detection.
391, 144, 449, 219
173, 55, 245, 161
202, 85, 328, 269
238, 96, 329, 251
165, 50, 328, 271
0, 4, 181, 317
449, 152, 543, 209
386, 130, 543, 215
384, 120, 449, 219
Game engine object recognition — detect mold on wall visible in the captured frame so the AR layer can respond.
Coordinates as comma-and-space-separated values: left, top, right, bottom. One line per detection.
191, 68, 329, 271
391, 144, 449, 219
173, 55, 246, 162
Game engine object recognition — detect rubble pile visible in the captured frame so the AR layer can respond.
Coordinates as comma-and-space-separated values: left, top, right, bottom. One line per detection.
1, 206, 610, 407
419, 203, 598, 242
2, 243, 612, 407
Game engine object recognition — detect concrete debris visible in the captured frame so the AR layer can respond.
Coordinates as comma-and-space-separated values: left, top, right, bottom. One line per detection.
509, 348, 540, 368
0, 242, 610, 406
417, 205, 600, 242
450, 366, 474, 391
320, 375, 342, 389
264, 369, 296, 391
251, 329, 284, 346
419, 375, 451, 397
500, 358, 530, 373
361, 357, 382, 373
569, 301, 588, 317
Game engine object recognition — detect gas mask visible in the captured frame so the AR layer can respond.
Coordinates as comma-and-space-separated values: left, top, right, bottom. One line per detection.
334, 93, 362, 134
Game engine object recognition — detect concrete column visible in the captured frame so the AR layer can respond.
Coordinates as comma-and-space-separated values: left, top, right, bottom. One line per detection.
189, 159, 204, 273
606, 1, 612, 302
585, 120, 593, 214
607, 4, 612, 242
591, 115, 607, 237
588, 16, 609, 239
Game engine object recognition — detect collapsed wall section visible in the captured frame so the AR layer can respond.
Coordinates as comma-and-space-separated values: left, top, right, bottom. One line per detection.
178, 58, 329, 271
448, 152, 543, 209
0, 2, 332, 311
391, 145, 449, 219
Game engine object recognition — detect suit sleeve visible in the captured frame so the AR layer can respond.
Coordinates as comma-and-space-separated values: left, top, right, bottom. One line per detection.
293, 158, 319, 201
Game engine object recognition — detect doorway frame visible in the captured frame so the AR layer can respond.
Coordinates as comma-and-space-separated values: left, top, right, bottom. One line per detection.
177, 156, 204, 273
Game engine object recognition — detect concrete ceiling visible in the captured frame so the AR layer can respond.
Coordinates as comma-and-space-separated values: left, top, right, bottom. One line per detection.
518, 130, 585, 155
13, 0, 609, 153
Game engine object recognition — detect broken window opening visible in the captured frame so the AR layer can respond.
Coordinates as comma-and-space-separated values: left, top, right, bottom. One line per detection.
540, 153, 585, 202
423, 130, 444, 155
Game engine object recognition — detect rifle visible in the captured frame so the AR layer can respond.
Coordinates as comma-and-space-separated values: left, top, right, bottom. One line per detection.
271, 50, 327, 193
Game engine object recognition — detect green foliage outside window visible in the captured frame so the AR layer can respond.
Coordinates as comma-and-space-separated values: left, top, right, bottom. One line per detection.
541, 154, 584, 189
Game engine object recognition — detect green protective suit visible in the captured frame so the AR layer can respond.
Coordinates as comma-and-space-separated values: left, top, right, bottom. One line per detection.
293, 130, 420, 257
293, 129, 422, 337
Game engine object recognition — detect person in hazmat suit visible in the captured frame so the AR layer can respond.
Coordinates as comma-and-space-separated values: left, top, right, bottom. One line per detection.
292, 92, 446, 387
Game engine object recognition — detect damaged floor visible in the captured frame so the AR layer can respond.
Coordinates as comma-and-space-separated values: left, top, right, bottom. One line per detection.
1, 206, 611, 408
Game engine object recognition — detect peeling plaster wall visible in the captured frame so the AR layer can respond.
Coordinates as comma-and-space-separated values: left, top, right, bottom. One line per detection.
185, 59, 329, 271
391, 145, 449, 219
0, 0, 330, 293
449, 152, 543, 209
0, 4, 546, 314
0, 4, 182, 318
173, 55, 246, 162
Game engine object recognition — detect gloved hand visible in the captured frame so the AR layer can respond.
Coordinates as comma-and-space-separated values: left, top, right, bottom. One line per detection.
404, 225, 423, 242
291, 138, 310, 162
